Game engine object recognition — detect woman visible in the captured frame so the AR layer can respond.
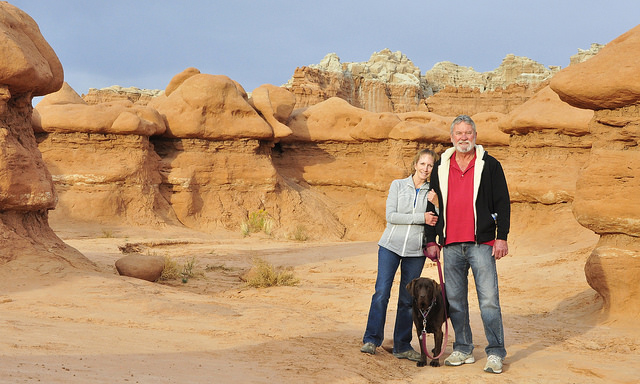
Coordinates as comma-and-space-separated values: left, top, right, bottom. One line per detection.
361, 148, 439, 361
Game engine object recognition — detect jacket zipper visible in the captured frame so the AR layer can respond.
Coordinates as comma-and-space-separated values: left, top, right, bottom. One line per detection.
401, 184, 421, 255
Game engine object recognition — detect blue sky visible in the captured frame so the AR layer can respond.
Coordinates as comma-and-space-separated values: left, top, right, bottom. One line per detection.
10, 0, 640, 96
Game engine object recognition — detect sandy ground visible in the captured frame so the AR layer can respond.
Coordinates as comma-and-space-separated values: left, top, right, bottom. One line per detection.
0, 204, 639, 384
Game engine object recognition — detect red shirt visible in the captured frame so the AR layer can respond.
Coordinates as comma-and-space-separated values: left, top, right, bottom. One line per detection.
445, 152, 476, 245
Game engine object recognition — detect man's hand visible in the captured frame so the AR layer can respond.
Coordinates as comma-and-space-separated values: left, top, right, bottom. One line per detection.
427, 189, 439, 210
492, 239, 508, 260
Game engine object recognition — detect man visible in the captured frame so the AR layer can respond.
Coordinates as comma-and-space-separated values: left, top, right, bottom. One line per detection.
425, 115, 510, 374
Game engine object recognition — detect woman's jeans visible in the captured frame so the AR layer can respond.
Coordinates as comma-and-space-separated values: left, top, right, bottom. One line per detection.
443, 242, 506, 358
363, 246, 426, 353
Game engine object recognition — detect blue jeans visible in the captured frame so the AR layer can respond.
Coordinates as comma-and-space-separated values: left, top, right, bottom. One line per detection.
363, 246, 426, 353
443, 243, 506, 358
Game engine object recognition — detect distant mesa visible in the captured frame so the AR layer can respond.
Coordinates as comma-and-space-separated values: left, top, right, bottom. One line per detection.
83, 85, 164, 105
283, 48, 567, 115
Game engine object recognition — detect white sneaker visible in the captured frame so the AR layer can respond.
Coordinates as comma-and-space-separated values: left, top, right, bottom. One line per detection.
444, 350, 475, 366
484, 355, 503, 374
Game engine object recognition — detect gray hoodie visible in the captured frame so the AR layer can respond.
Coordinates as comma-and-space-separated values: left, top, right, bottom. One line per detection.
377, 175, 431, 257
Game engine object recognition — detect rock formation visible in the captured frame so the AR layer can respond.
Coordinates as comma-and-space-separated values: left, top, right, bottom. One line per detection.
284, 49, 431, 113
285, 50, 559, 116
82, 85, 163, 106
33, 66, 344, 239
248, 83, 294, 139
144, 69, 298, 234
0, 2, 95, 271
550, 25, 640, 318
498, 85, 593, 205
569, 43, 604, 66
149, 72, 273, 140
33, 82, 173, 227
34, 83, 166, 136
425, 54, 560, 93
423, 83, 544, 116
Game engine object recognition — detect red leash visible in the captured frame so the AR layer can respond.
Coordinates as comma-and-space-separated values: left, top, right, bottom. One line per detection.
420, 256, 449, 360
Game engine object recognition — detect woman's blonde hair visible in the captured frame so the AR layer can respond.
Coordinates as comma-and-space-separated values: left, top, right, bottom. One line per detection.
411, 148, 438, 174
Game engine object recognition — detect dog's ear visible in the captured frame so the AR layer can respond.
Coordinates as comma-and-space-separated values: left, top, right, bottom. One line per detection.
431, 279, 439, 295
406, 279, 417, 296
432, 279, 445, 304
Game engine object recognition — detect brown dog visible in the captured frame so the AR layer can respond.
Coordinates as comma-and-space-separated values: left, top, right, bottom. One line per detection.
406, 277, 447, 367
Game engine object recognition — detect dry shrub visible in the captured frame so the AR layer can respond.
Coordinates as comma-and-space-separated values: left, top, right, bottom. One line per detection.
241, 209, 273, 237
118, 243, 143, 254
160, 256, 181, 280
244, 257, 299, 288
290, 224, 308, 241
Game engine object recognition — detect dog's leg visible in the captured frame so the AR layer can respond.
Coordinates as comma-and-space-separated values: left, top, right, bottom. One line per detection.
416, 328, 427, 367
430, 329, 443, 367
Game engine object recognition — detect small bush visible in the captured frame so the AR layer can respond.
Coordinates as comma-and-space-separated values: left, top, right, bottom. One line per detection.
160, 256, 181, 280
240, 222, 250, 237
241, 209, 274, 237
182, 256, 196, 278
244, 257, 299, 288
181, 256, 205, 283
262, 218, 273, 236
290, 224, 308, 241
159, 256, 203, 282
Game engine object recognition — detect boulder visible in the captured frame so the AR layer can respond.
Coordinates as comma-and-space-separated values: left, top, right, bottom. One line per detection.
115, 254, 165, 282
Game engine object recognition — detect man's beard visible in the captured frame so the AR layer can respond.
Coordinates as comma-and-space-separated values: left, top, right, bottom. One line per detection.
455, 140, 475, 153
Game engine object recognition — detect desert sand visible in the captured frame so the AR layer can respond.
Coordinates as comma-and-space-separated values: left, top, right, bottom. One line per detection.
0, 204, 638, 384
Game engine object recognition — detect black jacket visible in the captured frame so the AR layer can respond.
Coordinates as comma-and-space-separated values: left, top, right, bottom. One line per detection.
425, 145, 510, 246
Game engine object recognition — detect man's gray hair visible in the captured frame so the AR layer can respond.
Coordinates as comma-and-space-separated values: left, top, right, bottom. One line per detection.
450, 115, 476, 134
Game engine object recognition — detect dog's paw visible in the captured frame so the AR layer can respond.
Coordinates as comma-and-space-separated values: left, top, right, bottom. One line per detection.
429, 359, 440, 367
417, 360, 427, 367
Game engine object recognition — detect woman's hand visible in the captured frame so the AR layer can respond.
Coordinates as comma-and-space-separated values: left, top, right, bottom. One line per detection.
424, 212, 438, 226
425, 243, 440, 261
